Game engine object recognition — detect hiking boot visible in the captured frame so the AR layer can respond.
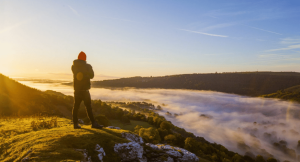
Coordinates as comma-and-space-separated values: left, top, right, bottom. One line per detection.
91, 122, 103, 129
74, 123, 81, 129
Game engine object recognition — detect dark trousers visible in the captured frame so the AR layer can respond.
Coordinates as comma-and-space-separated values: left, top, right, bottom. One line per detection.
73, 90, 95, 124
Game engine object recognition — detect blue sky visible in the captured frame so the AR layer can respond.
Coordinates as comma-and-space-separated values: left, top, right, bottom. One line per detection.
1, 0, 300, 80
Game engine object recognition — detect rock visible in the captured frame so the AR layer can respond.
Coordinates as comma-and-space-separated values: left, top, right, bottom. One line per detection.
95, 144, 106, 162
165, 150, 182, 158
165, 157, 174, 162
114, 142, 143, 161
21, 149, 32, 162
21, 157, 30, 162
107, 126, 121, 129
122, 132, 144, 144
140, 156, 148, 162
106, 126, 121, 129
74, 149, 91, 162
145, 144, 198, 162
78, 119, 84, 124
148, 156, 174, 162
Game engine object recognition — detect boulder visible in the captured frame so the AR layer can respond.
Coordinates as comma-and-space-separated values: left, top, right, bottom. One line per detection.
114, 142, 144, 162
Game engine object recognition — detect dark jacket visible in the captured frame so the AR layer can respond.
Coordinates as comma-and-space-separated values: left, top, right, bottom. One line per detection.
71, 59, 94, 91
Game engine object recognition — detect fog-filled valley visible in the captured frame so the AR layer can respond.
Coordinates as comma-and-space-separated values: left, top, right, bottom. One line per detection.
18, 80, 300, 161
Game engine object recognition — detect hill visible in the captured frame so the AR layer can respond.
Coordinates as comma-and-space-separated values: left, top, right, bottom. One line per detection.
0, 74, 73, 116
90, 72, 300, 96
0, 117, 130, 161
261, 85, 300, 102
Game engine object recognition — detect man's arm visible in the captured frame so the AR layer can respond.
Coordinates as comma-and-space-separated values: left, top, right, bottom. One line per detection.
87, 64, 94, 79
71, 65, 74, 74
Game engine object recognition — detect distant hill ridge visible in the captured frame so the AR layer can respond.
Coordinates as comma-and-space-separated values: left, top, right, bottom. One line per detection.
90, 72, 300, 96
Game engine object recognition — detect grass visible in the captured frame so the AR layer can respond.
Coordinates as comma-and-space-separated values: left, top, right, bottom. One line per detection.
0, 117, 130, 162
109, 120, 154, 131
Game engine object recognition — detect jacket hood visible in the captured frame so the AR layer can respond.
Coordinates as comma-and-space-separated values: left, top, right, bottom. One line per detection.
73, 59, 86, 66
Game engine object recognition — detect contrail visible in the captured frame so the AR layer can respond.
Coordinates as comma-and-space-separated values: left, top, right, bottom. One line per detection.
67, 5, 79, 16
242, 24, 283, 35
179, 29, 228, 38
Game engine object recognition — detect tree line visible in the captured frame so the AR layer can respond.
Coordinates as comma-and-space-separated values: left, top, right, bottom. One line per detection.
91, 72, 300, 96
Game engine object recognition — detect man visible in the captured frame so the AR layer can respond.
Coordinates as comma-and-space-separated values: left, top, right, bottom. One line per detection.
71, 51, 103, 129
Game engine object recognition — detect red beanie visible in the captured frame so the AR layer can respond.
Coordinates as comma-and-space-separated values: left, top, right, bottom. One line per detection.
78, 51, 86, 61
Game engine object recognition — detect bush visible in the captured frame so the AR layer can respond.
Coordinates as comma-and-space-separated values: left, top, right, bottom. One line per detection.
266, 158, 277, 162
30, 117, 58, 130
138, 127, 161, 144
164, 134, 176, 145
147, 117, 154, 124
184, 137, 198, 153
255, 155, 266, 162
158, 128, 169, 140
134, 125, 143, 134
160, 121, 173, 131
94, 115, 111, 126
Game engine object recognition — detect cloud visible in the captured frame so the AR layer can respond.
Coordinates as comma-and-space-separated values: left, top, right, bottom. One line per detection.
267, 44, 300, 52
258, 54, 286, 58
67, 5, 79, 16
280, 38, 300, 45
201, 23, 237, 32
179, 29, 228, 38
242, 24, 283, 35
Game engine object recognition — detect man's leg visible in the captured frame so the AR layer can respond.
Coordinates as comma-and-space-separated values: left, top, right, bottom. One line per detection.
73, 91, 83, 125
83, 91, 103, 129
83, 91, 95, 123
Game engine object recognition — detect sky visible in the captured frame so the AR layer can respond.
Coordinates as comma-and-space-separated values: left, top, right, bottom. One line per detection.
1, 0, 300, 80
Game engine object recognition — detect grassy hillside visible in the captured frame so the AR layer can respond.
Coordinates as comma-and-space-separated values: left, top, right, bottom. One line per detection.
0, 117, 130, 162
261, 85, 300, 102
89, 72, 300, 96
0, 74, 73, 116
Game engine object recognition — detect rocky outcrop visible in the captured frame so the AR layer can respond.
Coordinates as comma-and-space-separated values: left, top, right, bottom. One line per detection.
113, 133, 198, 162
145, 143, 199, 162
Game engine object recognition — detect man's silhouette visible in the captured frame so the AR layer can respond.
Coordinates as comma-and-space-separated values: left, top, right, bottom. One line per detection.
71, 51, 103, 129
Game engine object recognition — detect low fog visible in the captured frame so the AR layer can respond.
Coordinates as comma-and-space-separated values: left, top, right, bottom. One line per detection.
20, 81, 300, 161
